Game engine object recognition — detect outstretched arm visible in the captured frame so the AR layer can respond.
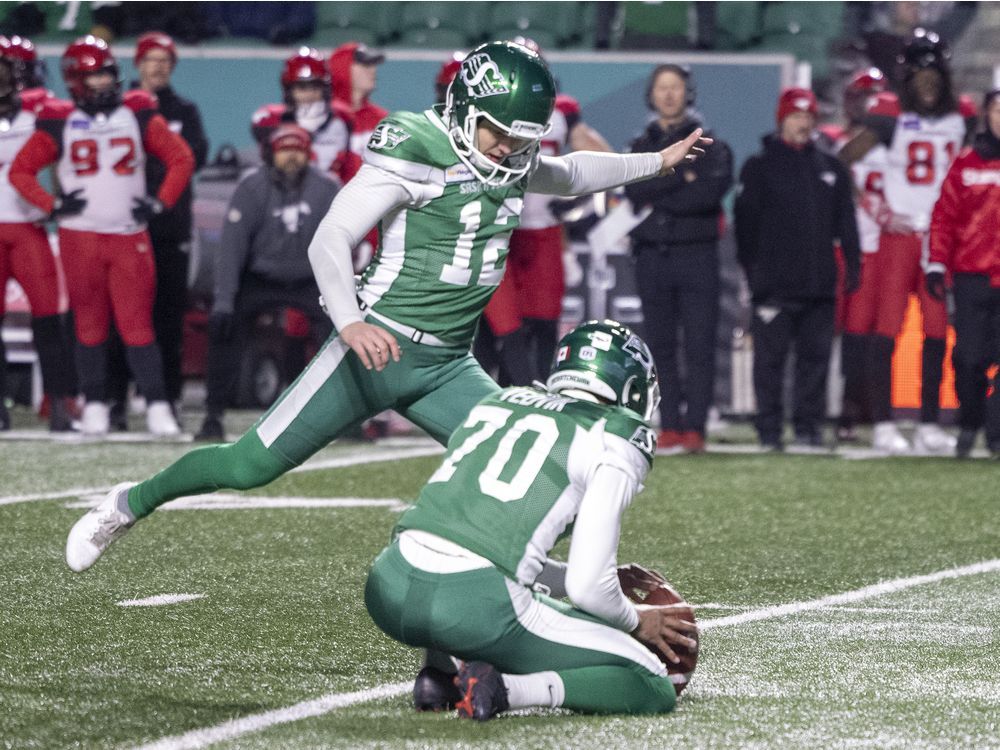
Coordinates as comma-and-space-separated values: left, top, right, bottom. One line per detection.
528, 129, 711, 196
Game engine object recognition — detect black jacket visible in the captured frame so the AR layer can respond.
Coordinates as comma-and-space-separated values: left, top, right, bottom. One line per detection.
624, 114, 733, 247
735, 134, 860, 303
131, 82, 210, 244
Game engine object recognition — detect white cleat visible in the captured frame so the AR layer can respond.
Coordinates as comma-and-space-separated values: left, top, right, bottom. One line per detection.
912, 423, 957, 455
80, 401, 110, 436
66, 482, 137, 572
873, 421, 911, 455
146, 401, 181, 437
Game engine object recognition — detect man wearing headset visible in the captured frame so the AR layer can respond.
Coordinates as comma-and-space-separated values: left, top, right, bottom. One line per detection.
624, 64, 733, 453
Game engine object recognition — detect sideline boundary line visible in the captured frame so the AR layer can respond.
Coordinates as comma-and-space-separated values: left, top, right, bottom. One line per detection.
131, 558, 1000, 750
0, 444, 442, 507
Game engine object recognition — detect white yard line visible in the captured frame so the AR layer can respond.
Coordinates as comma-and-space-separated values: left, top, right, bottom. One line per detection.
0, 444, 442, 507
132, 682, 413, 750
131, 558, 1000, 750
698, 558, 1000, 630
64, 495, 409, 511
118, 594, 207, 608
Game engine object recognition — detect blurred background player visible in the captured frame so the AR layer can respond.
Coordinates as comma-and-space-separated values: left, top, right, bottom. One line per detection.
928, 88, 1000, 458
329, 41, 387, 157
474, 38, 614, 387
196, 123, 336, 441
831, 68, 891, 442
841, 29, 976, 454
0, 37, 76, 431
365, 320, 696, 720
736, 87, 860, 450
10, 36, 193, 437
625, 63, 733, 453
106, 31, 209, 428
250, 46, 358, 186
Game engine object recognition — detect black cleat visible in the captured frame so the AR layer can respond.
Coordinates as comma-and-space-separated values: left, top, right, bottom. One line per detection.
455, 661, 508, 721
195, 415, 224, 442
955, 429, 977, 459
413, 666, 461, 712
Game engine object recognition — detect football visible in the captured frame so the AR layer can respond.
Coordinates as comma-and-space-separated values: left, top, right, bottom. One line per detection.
618, 566, 699, 694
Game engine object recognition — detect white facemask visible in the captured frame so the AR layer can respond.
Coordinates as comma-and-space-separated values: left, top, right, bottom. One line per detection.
295, 101, 328, 133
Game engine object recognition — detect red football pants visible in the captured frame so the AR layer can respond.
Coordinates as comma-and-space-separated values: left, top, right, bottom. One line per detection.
0, 222, 59, 317
871, 231, 947, 339
485, 225, 565, 336
58, 228, 157, 346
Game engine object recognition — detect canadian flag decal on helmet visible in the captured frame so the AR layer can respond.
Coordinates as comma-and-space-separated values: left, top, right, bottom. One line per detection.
460, 54, 510, 98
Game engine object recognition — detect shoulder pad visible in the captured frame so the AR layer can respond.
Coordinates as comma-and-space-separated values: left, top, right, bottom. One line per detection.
20, 88, 52, 114
555, 94, 580, 117
603, 409, 656, 467
958, 94, 979, 119
251, 103, 287, 129
124, 89, 158, 113
868, 91, 900, 117
36, 98, 74, 121
363, 111, 453, 178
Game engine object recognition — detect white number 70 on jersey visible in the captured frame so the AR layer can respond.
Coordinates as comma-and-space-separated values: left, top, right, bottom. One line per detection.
427, 405, 558, 502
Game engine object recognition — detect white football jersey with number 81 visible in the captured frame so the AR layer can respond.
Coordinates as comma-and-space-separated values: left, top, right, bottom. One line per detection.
883, 111, 965, 231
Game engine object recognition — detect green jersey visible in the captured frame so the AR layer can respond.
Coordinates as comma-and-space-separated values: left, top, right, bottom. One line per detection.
359, 108, 528, 347
396, 386, 656, 584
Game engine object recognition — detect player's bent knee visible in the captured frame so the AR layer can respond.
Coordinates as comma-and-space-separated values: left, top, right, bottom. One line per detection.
640, 674, 677, 714
217, 442, 288, 490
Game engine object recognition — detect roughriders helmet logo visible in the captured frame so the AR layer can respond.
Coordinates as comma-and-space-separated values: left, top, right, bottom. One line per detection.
460, 54, 510, 98
368, 123, 411, 151
624, 335, 655, 376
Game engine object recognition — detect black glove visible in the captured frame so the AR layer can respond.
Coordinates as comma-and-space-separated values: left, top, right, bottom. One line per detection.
208, 311, 235, 342
926, 271, 946, 301
49, 188, 87, 220
131, 195, 164, 224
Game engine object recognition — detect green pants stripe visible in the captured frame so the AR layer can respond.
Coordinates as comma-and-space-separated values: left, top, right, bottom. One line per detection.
365, 540, 676, 715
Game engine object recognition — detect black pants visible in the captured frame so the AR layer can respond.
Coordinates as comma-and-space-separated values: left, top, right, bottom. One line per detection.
205, 276, 332, 414
751, 298, 835, 444
152, 238, 190, 404
634, 243, 719, 435
951, 273, 1000, 442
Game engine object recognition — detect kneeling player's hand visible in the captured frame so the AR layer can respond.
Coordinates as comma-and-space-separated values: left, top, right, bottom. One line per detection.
340, 321, 401, 371
631, 606, 698, 665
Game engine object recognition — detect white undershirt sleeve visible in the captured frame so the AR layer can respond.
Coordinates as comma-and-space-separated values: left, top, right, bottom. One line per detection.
307, 164, 413, 331
564, 463, 641, 633
526, 151, 664, 196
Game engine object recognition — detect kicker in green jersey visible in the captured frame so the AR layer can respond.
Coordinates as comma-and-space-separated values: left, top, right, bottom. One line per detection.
360, 108, 529, 346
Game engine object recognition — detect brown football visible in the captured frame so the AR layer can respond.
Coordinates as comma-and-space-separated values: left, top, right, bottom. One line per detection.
622, 578, 699, 694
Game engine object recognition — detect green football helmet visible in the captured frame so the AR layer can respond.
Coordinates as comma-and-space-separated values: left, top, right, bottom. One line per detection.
444, 40, 556, 187
546, 320, 660, 423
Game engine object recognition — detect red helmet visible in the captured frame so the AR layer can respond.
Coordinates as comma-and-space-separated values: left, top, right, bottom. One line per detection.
61, 36, 120, 112
134, 31, 177, 67
846, 67, 887, 96
0, 34, 45, 88
281, 47, 329, 96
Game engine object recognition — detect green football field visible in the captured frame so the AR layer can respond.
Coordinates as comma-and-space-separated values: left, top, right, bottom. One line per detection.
1, 419, 998, 749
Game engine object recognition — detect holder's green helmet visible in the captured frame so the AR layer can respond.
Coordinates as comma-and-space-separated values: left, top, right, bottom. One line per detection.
546, 320, 660, 423
444, 40, 556, 187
